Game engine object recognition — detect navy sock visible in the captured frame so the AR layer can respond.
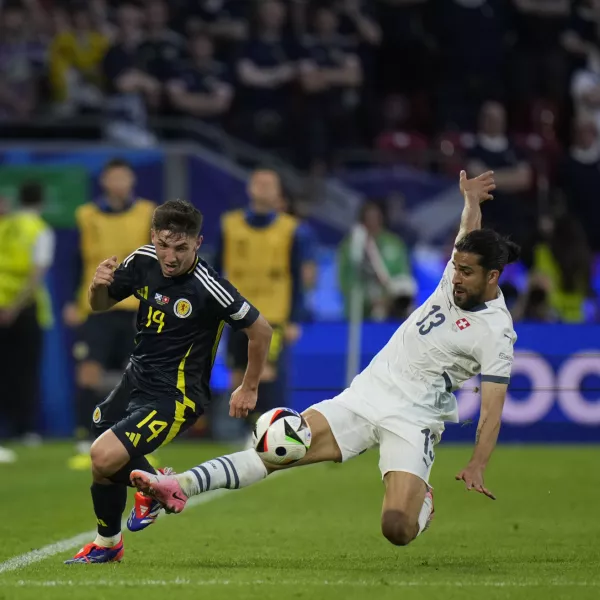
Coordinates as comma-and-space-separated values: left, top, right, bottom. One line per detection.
91, 482, 127, 537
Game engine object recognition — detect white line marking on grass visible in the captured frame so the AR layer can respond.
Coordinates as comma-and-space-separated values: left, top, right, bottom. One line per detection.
0, 490, 226, 575
6, 580, 600, 588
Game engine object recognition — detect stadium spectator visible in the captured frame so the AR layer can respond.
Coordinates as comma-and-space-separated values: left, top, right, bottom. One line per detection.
467, 101, 533, 246
337, 0, 382, 47
338, 200, 416, 321
235, 0, 297, 148
433, 0, 513, 130
571, 44, 600, 140
137, 0, 187, 82
0, 195, 15, 463
102, 2, 159, 147
166, 33, 234, 124
562, 0, 600, 72
527, 213, 594, 323
557, 118, 600, 252
0, 2, 46, 121
62, 158, 155, 470
0, 182, 54, 447
376, 0, 431, 97
49, 4, 109, 115
298, 5, 363, 172
382, 191, 419, 248
374, 94, 430, 169
50, 5, 70, 36
513, 273, 558, 322
276, 187, 320, 298
214, 169, 306, 441
510, 0, 569, 121
173, 0, 248, 47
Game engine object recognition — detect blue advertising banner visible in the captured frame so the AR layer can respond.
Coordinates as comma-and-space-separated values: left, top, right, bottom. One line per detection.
288, 323, 600, 443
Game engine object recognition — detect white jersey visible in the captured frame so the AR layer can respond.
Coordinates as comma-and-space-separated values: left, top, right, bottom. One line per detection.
349, 258, 517, 425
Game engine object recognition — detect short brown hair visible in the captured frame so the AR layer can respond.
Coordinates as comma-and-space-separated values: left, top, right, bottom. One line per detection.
152, 199, 203, 237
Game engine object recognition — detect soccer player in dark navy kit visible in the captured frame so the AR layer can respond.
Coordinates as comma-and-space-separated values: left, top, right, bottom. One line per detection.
65, 199, 272, 564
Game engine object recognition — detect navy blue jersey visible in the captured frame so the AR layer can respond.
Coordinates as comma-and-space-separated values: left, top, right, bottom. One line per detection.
107, 244, 259, 410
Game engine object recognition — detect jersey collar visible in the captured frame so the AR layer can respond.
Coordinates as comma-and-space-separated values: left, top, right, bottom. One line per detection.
466, 302, 487, 312
245, 208, 277, 228
466, 287, 504, 312
186, 256, 199, 274
96, 195, 135, 213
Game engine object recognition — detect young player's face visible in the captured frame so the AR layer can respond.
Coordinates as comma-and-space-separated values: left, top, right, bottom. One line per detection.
451, 251, 498, 310
152, 230, 202, 277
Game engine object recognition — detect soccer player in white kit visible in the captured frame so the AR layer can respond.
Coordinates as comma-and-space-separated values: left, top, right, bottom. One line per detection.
130, 169, 519, 547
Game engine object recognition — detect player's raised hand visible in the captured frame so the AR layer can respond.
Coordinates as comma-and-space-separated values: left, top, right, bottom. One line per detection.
459, 170, 496, 204
91, 256, 118, 289
455, 464, 496, 500
229, 385, 258, 419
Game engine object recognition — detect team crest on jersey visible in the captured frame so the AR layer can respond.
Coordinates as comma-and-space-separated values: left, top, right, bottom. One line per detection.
455, 318, 470, 331
174, 298, 192, 318
154, 293, 170, 305
92, 407, 102, 424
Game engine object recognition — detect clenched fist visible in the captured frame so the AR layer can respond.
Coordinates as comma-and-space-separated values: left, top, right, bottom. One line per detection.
91, 256, 118, 290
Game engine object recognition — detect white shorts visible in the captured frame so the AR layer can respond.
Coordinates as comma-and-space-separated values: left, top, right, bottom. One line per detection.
310, 388, 445, 483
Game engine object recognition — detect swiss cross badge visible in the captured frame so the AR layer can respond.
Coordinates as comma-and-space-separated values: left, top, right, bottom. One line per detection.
456, 318, 470, 330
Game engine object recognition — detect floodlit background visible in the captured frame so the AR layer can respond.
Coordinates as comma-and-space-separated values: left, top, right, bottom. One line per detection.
0, 1, 599, 597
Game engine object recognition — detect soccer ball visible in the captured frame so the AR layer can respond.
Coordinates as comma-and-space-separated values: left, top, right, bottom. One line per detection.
252, 407, 312, 466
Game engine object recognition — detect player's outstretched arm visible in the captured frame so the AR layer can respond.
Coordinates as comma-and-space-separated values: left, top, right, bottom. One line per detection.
454, 170, 496, 244
455, 381, 507, 500
229, 315, 273, 418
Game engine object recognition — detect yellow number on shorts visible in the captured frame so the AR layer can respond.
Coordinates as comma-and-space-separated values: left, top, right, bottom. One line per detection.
136, 410, 168, 442
146, 306, 165, 333
146, 420, 168, 442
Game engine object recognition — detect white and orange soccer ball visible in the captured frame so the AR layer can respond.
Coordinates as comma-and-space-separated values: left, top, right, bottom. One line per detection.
252, 407, 312, 466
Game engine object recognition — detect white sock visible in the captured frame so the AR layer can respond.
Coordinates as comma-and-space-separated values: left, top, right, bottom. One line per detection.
177, 449, 268, 497
416, 493, 434, 536
93, 533, 121, 548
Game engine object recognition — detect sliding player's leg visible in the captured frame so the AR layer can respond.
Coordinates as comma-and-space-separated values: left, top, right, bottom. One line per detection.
130, 390, 379, 513
378, 428, 437, 546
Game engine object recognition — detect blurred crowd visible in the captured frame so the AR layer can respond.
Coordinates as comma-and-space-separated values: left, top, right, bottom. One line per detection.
0, 0, 599, 321
0, 1, 598, 158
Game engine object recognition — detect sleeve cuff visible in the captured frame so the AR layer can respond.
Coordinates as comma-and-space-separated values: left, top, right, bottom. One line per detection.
481, 375, 510, 385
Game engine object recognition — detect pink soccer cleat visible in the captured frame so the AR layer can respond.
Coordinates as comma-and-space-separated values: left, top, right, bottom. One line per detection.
127, 467, 175, 532
129, 469, 188, 514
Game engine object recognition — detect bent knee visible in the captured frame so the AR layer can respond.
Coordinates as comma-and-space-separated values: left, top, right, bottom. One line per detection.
90, 439, 122, 477
381, 510, 417, 547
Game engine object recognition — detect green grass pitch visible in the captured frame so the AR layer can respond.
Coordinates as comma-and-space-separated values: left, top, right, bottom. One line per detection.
0, 442, 598, 600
